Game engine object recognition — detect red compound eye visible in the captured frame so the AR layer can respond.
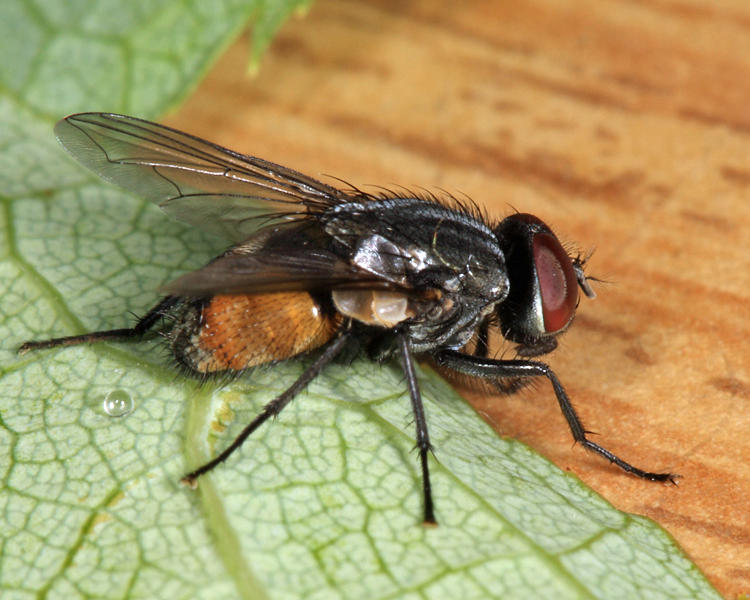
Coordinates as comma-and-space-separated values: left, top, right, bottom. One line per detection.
533, 233, 578, 333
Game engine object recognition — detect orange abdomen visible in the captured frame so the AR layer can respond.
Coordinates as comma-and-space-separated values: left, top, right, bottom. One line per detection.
186, 292, 340, 374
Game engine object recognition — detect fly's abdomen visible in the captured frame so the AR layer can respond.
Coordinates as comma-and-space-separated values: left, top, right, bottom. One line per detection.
172, 292, 341, 374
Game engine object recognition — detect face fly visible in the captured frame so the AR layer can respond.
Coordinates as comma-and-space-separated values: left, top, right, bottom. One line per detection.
19, 113, 677, 525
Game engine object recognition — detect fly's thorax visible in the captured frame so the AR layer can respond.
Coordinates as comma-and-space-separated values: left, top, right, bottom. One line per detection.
323, 196, 509, 304
323, 197, 504, 276
321, 197, 511, 353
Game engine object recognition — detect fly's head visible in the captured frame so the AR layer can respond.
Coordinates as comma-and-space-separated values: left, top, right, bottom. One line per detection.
493, 213, 595, 357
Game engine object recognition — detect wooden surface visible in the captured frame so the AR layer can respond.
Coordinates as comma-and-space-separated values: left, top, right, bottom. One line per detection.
164, 2, 750, 597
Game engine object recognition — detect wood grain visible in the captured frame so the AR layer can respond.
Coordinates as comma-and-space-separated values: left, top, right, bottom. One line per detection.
164, 1, 750, 596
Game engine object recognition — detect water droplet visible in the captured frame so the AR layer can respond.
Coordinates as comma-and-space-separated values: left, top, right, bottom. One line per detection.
102, 389, 134, 418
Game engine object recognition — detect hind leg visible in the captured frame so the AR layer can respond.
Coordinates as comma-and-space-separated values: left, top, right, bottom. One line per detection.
18, 296, 178, 354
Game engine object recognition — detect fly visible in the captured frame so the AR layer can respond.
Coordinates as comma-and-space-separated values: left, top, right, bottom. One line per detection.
19, 113, 678, 525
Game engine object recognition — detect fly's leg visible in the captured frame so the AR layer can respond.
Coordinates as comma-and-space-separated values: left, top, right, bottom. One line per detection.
18, 296, 178, 354
434, 349, 679, 483
181, 332, 351, 486
399, 336, 437, 525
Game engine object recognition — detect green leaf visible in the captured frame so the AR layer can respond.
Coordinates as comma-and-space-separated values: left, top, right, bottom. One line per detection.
0, 1, 721, 599
0, 0, 305, 118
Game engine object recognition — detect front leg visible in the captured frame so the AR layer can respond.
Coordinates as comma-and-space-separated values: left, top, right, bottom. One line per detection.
398, 336, 437, 525
434, 349, 678, 483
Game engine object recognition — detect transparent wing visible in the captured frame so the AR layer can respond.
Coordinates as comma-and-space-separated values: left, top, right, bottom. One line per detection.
163, 224, 404, 296
54, 113, 348, 241
163, 248, 392, 296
